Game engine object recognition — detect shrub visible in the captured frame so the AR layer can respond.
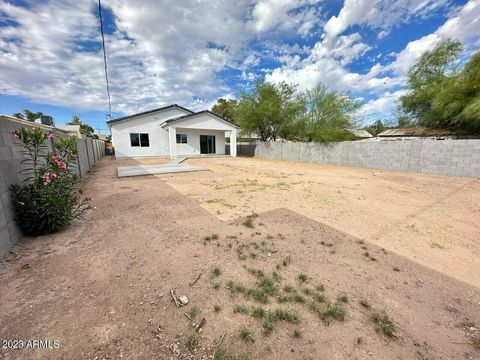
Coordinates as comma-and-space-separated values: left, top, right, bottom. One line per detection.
9, 127, 89, 236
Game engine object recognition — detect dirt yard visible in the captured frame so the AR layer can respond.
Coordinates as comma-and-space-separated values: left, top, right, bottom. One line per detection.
0, 156, 479, 359
161, 157, 480, 289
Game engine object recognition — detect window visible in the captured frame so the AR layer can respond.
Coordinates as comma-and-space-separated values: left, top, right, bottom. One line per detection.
130, 133, 149, 147
130, 133, 139, 147
176, 134, 187, 144
140, 133, 149, 147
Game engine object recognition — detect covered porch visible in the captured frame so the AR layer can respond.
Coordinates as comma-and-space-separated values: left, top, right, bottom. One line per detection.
161, 111, 238, 158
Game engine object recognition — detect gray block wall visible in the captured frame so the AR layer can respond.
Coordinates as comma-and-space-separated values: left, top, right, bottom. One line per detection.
0, 116, 106, 256
256, 140, 480, 178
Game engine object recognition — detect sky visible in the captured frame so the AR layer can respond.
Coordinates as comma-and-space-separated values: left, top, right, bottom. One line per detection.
0, 0, 479, 134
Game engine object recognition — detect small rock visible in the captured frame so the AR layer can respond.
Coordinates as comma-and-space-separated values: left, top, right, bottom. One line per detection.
178, 295, 188, 305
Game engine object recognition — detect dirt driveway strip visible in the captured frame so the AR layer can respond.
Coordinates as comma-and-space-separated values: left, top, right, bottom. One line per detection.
158, 156, 480, 289
0, 156, 479, 359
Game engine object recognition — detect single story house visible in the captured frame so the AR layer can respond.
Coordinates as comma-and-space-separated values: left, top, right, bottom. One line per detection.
106, 104, 239, 158
377, 127, 457, 140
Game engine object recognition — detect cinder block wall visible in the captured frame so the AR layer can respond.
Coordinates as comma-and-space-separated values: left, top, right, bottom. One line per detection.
0, 116, 106, 256
256, 140, 480, 178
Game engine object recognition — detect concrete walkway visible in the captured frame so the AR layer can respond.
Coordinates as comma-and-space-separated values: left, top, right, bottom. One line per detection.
117, 160, 206, 177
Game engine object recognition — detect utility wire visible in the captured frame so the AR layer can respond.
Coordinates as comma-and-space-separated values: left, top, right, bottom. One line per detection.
98, 0, 112, 120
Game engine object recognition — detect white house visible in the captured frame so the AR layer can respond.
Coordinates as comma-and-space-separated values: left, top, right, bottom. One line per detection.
106, 104, 238, 158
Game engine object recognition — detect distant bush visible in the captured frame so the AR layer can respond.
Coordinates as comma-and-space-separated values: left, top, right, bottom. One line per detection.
9, 127, 89, 236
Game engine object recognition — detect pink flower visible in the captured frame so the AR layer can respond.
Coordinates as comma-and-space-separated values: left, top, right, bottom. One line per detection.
92, 206, 97, 211
47, 132, 55, 140
42, 172, 57, 186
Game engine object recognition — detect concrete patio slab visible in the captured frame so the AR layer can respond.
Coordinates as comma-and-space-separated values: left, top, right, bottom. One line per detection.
167, 157, 187, 165
117, 163, 206, 177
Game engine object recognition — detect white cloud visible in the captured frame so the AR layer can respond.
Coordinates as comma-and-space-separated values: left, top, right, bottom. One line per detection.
0, 0, 329, 115
248, 0, 323, 35
437, 0, 480, 44
323, 0, 453, 40
358, 90, 406, 119
377, 30, 389, 39
324, 0, 379, 39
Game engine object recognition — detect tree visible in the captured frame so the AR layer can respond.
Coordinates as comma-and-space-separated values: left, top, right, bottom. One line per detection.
363, 120, 386, 136
68, 115, 95, 137
301, 84, 361, 142
13, 109, 43, 122
400, 39, 463, 128
399, 39, 480, 133
211, 98, 238, 123
236, 79, 305, 141
432, 51, 480, 133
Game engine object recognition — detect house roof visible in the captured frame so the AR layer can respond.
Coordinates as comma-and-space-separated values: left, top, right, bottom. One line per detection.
55, 124, 81, 133
346, 129, 373, 138
378, 127, 456, 137
162, 110, 239, 129
106, 104, 193, 125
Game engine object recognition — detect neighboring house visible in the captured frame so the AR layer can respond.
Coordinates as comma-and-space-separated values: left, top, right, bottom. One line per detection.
106, 104, 239, 158
346, 129, 373, 139
55, 124, 82, 138
377, 127, 457, 140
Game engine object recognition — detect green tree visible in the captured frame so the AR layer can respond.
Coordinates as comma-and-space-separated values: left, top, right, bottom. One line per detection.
399, 39, 480, 133
432, 51, 480, 132
13, 109, 43, 122
236, 79, 305, 141
211, 98, 238, 123
301, 84, 361, 142
400, 39, 463, 128
68, 115, 95, 137
363, 120, 386, 136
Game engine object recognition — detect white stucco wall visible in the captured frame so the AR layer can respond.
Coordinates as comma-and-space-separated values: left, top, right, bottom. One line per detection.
171, 113, 236, 131
110, 108, 189, 158
175, 128, 226, 156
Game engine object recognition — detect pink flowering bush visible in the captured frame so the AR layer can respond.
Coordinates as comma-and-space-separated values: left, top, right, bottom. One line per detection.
9, 127, 89, 236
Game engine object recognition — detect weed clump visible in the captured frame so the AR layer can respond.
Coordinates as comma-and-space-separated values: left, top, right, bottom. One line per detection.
251, 306, 266, 319
185, 332, 198, 350
372, 311, 396, 338
239, 326, 254, 342
212, 267, 222, 277
359, 299, 371, 309
321, 304, 346, 324
234, 304, 248, 314
337, 292, 348, 303
297, 273, 308, 283
242, 213, 258, 228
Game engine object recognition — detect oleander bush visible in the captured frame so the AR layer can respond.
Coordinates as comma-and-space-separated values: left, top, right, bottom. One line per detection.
9, 126, 90, 236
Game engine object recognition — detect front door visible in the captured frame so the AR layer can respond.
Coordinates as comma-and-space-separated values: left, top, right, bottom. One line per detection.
200, 135, 216, 154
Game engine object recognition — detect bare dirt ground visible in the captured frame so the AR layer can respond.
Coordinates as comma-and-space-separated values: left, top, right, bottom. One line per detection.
159, 157, 480, 289
0, 156, 479, 360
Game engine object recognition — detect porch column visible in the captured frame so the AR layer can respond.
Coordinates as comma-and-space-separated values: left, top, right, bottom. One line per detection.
230, 130, 237, 157
168, 127, 177, 159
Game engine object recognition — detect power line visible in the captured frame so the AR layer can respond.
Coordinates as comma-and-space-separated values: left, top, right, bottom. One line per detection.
98, 0, 112, 120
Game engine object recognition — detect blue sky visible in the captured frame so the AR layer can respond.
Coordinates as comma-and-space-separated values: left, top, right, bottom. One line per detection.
0, 0, 479, 135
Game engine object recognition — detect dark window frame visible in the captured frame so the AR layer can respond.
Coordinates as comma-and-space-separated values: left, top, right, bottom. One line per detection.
176, 133, 187, 144
130, 133, 149, 147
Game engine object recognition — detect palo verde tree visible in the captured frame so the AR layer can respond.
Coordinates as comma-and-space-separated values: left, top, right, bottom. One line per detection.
300, 84, 361, 142
400, 39, 480, 133
236, 79, 305, 141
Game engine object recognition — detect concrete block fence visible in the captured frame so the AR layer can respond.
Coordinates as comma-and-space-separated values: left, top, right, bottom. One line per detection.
255, 140, 480, 178
0, 116, 105, 256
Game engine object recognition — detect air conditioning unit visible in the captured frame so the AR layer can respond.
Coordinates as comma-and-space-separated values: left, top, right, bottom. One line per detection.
41, 115, 54, 126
